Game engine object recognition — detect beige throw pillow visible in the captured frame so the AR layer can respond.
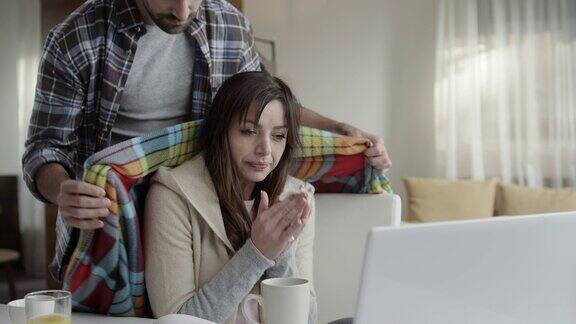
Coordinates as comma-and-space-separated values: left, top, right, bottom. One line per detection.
404, 177, 499, 222
496, 184, 576, 216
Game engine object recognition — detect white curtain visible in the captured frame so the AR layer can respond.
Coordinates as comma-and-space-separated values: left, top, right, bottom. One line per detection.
435, 0, 576, 188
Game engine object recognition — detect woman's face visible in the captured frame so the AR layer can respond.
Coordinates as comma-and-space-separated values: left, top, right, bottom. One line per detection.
228, 100, 288, 192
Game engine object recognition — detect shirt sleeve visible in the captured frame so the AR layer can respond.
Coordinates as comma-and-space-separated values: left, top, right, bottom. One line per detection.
238, 16, 262, 73
22, 30, 85, 202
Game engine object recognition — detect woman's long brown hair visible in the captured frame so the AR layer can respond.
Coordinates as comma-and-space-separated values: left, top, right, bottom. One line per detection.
202, 71, 301, 251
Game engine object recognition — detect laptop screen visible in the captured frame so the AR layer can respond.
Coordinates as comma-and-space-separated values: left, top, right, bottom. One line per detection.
355, 212, 576, 324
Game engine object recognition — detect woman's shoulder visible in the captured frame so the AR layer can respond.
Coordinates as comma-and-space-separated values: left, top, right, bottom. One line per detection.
150, 154, 210, 195
147, 154, 219, 220
152, 154, 205, 183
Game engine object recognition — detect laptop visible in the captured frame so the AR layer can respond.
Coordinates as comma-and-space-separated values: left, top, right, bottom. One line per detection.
354, 211, 576, 324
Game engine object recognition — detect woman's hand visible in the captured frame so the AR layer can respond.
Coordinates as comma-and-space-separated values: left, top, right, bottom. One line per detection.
251, 189, 311, 260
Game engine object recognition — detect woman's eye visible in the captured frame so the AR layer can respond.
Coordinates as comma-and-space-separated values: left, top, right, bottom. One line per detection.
241, 129, 257, 135
273, 134, 286, 141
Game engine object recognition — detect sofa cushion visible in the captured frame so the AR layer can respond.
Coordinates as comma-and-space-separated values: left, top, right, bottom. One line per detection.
404, 177, 499, 222
496, 184, 576, 216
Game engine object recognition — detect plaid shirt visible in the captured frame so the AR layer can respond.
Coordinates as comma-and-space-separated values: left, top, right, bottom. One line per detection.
22, 0, 260, 280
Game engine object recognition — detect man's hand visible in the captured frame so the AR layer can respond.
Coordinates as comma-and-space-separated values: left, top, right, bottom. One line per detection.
336, 122, 392, 172
37, 163, 111, 229
57, 180, 111, 229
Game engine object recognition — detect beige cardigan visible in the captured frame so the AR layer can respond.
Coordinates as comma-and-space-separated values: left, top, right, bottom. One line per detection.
144, 155, 315, 323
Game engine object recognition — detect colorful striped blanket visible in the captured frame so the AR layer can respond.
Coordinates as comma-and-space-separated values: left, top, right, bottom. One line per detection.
62, 120, 391, 316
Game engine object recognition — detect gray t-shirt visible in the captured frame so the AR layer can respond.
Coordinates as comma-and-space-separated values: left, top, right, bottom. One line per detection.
111, 25, 195, 144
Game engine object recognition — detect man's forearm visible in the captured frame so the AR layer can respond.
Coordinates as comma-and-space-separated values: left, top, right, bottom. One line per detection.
300, 106, 345, 134
300, 106, 392, 171
301, 106, 372, 139
36, 163, 72, 204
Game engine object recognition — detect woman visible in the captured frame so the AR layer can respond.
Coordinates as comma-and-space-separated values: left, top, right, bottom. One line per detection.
144, 71, 317, 323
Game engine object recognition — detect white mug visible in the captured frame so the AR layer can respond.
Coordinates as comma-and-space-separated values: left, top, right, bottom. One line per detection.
242, 278, 310, 324
7, 299, 25, 324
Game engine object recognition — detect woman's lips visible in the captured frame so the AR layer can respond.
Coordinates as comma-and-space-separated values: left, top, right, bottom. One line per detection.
246, 162, 270, 171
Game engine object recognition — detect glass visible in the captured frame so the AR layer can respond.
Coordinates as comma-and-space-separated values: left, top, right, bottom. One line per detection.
24, 290, 71, 324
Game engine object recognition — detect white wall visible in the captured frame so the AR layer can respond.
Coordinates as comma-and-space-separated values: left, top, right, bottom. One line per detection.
245, 0, 390, 139
380, 0, 439, 210
244, 0, 439, 214
0, 0, 45, 277
0, 1, 23, 174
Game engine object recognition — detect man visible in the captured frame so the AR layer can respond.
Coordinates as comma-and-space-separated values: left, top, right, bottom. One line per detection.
23, 0, 391, 281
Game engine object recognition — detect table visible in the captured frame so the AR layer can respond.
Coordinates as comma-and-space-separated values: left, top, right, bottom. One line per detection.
0, 305, 153, 324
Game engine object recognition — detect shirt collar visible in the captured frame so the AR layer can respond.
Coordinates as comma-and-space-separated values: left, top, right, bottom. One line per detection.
184, 1, 207, 34
115, 0, 146, 33
194, 0, 207, 24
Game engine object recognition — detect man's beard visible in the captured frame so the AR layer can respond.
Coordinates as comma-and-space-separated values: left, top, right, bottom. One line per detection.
142, 0, 195, 34
154, 14, 194, 34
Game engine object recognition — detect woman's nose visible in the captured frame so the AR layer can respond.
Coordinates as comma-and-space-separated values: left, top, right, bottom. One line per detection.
255, 136, 272, 155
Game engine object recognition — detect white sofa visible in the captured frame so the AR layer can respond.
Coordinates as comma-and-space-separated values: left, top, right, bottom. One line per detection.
313, 193, 401, 323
